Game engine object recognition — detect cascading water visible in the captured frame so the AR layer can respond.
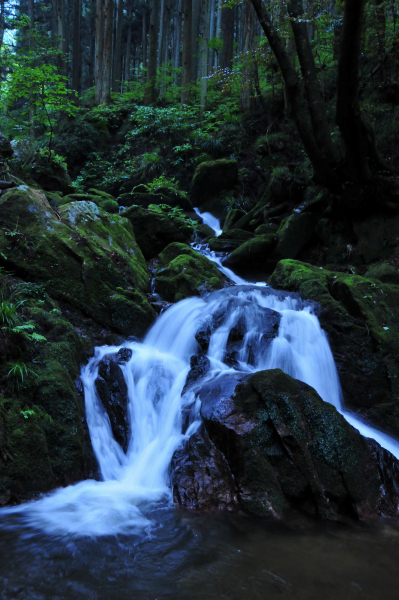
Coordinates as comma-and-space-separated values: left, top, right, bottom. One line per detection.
3, 208, 399, 537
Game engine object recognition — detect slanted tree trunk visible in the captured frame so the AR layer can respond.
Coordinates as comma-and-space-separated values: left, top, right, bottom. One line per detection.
100, 0, 113, 103
72, 0, 82, 95
220, 4, 234, 71
144, 0, 160, 104
181, 0, 192, 103
95, 0, 104, 102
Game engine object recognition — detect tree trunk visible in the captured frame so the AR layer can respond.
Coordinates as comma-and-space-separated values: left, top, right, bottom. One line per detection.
173, 0, 183, 84
72, 0, 82, 95
220, 4, 234, 71
112, 0, 124, 91
250, 0, 337, 187
208, 0, 215, 69
215, 0, 222, 69
181, 0, 192, 103
241, 0, 254, 111
0, 0, 4, 54
125, 0, 133, 81
88, 0, 96, 87
95, 0, 104, 103
142, 6, 148, 82
200, 0, 210, 115
191, 0, 201, 80
158, 0, 166, 67
288, 0, 338, 164
100, 0, 113, 104
376, 0, 386, 82
144, 0, 160, 104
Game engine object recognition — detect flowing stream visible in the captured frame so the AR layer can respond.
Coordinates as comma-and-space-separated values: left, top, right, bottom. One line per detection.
1, 210, 399, 598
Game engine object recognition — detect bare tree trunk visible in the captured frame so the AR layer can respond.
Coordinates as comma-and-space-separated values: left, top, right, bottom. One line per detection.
173, 0, 183, 84
125, 0, 133, 82
191, 0, 201, 80
220, 4, 234, 71
95, 0, 104, 103
208, 0, 215, 69
112, 0, 124, 91
181, 0, 192, 103
88, 0, 96, 87
376, 0, 386, 82
142, 5, 148, 82
200, 0, 210, 115
241, 0, 254, 110
28, 0, 36, 139
144, 0, 160, 104
215, 0, 222, 69
72, 0, 82, 95
100, 0, 113, 104
158, 0, 166, 67
0, 0, 4, 54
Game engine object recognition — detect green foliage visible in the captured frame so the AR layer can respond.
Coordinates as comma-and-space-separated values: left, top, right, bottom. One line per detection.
7, 360, 37, 393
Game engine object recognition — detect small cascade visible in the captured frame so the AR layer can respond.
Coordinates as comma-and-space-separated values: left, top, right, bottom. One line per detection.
3, 209, 399, 536
194, 207, 223, 237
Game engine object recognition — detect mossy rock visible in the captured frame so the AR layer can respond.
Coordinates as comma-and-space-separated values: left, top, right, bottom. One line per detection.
121, 204, 194, 260
118, 192, 171, 209
88, 188, 116, 201
154, 242, 226, 302
209, 238, 244, 252
275, 212, 317, 259
223, 234, 277, 273
255, 223, 278, 236
365, 263, 399, 286
0, 187, 154, 336
191, 159, 238, 205
223, 209, 246, 232
354, 215, 399, 264
269, 259, 399, 437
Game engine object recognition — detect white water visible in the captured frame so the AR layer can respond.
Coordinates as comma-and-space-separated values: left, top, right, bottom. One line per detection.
194, 207, 223, 237
3, 209, 399, 536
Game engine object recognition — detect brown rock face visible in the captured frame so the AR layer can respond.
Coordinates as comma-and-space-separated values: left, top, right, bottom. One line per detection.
172, 369, 399, 521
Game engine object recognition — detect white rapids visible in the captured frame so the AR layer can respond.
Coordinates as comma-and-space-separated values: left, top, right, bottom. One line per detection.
3, 209, 399, 536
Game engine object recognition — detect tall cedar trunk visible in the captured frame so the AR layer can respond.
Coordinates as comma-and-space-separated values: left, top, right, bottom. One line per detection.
72, 0, 82, 95
215, 0, 222, 68
249, 0, 337, 187
28, 0, 35, 138
181, 0, 192, 103
173, 0, 182, 84
100, 0, 113, 104
95, 0, 104, 103
158, 0, 166, 67
220, 5, 234, 71
192, 0, 201, 80
144, 0, 160, 104
161, 0, 171, 92
208, 0, 215, 70
0, 0, 4, 54
125, 0, 133, 81
288, 0, 338, 164
57, 0, 66, 74
241, 0, 254, 110
142, 6, 147, 81
88, 0, 96, 87
112, 0, 124, 91
200, 0, 210, 115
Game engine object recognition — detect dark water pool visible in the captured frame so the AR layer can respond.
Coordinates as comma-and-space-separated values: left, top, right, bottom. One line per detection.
0, 507, 398, 600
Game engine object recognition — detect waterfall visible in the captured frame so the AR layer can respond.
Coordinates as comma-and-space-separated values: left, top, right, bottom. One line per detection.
3, 209, 399, 536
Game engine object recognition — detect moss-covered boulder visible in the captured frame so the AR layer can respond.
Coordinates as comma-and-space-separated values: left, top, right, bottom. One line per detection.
275, 212, 317, 259
118, 190, 192, 212
198, 369, 399, 520
365, 262, 399, 285
31, 156, 72, 196
223, 208, 246, 232
354, 214, 399, 264
209, 229, 253, 252
0, 187, 154, 336
57, 193, 119, 214
269, 259, 399, 436
121, 204, 194, 260
191, 159, 238, 205
154, 242, 226, 302
223, 233, 277, 272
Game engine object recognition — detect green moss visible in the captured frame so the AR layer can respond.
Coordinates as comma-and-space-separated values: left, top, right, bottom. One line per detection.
154, 243, 226, 302
223, 233, 277, 271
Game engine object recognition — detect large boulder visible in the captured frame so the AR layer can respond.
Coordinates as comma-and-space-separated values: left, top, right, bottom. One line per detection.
223, 233, 277, 273
153, 243, 226, 302
0, 187, 154, 336
269, 259, 399, 437
118, 191, 192, 212
209, 228, 253, 252
198, 369, 399, 520
275, 212, 317, 259
191, 159, 238, 205
354, 214, 399, 264
121, 204, 194, 260
31, 154, 73, 195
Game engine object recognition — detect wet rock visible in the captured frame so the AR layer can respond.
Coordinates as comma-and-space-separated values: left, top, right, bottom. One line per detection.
184, 354, 211, 391
154, 243, 226, 302
171, 425, 238, 511
223, 234, 277, 273
95, 355, 129, 452
269, 259, 399, 437
121, 204, 194, 260
365, 262, 399, 286
116, 348, 133, 363
223, 209, 246, 232
191, 159, 238, 205
198, 369, 399, 520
